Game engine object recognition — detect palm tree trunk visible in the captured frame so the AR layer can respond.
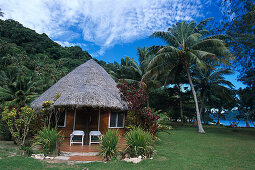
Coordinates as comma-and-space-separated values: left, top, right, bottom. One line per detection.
192, 115, 197, 126
199, 90, 206, 117
217, 108, 222, 125
245, 111, 250, 127
252, 110, 255, 127
185, 64, 205, 133
178, 84, 184, 125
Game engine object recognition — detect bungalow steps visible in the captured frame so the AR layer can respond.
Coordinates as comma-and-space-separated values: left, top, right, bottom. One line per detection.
60, 151, 99, 157
54, 152, 103, 162
68, 155, 103, 162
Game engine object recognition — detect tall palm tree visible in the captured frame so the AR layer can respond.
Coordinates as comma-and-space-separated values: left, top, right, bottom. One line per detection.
146, 19, 231, 133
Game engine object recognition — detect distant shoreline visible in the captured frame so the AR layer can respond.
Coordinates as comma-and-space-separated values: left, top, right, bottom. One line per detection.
211, 119, 254, 128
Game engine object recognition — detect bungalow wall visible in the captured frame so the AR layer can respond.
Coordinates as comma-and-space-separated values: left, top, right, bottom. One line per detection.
58, 108, 126, 141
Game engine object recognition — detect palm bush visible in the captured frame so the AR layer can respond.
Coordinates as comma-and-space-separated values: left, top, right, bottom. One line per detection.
125, 127, 154, 158
33, 126, 64, 155
100, 130, 119, 160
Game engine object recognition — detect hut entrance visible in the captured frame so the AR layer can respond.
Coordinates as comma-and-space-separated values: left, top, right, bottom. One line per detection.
74, 108, 100, 145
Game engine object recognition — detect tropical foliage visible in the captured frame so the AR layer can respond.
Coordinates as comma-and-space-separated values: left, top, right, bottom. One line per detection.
193, 65, 235, 116
125, 127, 154, 158
237, 87, 255, 127
33, 126, 64, 155
0, 19, 91, 108
100, 130, 119, 160
1, 105, 35, 146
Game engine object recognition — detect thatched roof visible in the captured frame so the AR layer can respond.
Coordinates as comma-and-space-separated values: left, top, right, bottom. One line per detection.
31, 59, 128, 111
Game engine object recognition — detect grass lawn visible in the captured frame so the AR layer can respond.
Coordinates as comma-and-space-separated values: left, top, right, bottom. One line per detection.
0, 126, 255, 170
0, 141, 19, 158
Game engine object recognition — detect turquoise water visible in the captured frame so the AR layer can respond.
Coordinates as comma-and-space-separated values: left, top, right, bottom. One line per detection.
212, 119, 254, 127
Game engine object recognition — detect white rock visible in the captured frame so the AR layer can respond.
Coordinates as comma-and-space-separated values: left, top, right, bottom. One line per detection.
123, 157, 142, 164
138, 156, 142, 159
54, 156, 70, 160
45, 156, 54, 160
31, 154, 45, 160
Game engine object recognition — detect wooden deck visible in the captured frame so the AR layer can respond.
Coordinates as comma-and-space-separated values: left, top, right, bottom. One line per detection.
60, 141, 100, 153
59, 137, 126, 162
60, 137, 127, 153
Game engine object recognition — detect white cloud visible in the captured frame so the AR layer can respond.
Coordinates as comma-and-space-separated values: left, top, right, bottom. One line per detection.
55, 41, 87, 48
0, 0, 211, 55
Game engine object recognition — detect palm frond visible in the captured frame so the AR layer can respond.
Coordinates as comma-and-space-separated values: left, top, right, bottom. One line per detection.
192, 39, 225, 50
187, 51, 206, 69
151, 31, 181, 47
195, 18, 214, 31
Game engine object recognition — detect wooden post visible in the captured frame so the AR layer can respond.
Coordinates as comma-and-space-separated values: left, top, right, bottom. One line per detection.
98, 109, 100, 131
73, 108, 76, 131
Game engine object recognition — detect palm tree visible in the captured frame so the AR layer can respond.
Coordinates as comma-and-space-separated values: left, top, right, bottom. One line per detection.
109, 56, 142, 82
0, 71, 41, 106
137, 47, 155, 75
237, 87, 255, 127
111, 51, 161, 88
146, 19, 231, 133
193, 65, 235, 118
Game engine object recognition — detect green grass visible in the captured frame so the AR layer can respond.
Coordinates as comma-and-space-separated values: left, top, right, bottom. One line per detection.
0, 156, 81, 170
0, 141, 19, 158
0, 126, 255, 170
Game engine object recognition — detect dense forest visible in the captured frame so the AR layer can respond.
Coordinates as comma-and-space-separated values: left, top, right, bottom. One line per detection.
0, 19, 92, 105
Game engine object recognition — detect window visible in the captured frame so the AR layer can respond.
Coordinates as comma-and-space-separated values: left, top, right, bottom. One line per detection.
109, 112, 125, 128
57, 109, 66, 127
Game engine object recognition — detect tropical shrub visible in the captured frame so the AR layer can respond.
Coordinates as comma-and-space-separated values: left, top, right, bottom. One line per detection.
20, 145, 33, 156
1, 105, 35, 146
117, 81, 150, 128
125, 127, 154, 158
100, 130, 119, 160
33, 126, 64, 155
117, 81, 172, 136
40, 101, 54, 127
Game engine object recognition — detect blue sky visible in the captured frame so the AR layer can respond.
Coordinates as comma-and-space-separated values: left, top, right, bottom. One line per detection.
0, 0, 246, 89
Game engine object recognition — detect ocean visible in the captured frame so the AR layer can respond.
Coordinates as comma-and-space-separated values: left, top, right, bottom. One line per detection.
211, 119, 255, 127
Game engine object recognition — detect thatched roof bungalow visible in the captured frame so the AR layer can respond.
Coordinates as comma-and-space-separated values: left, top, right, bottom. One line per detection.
31, 59, 128, 143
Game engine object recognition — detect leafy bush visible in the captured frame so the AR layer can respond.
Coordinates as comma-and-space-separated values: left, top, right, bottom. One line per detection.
33, 126, 64, 155
100, 130, 119, 160
125, 127, 154, 158
2, 106, 35, 146
19, 145, 33, 156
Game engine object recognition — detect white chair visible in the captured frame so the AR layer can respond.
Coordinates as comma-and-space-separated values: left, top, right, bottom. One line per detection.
89, 131, 102, 146
70, 130, 85, 146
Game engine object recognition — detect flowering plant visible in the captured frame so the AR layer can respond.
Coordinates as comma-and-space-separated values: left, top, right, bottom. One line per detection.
41, 101, 54, 127
117, 80, 172, 135
2, 106, 35, 146
42, 101, 53, 107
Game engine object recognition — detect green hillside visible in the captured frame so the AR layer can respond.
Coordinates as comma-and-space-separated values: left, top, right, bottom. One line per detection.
0, 19, 92, 106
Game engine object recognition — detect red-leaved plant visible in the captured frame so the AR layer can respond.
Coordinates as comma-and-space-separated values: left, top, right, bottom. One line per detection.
117, 80, 164, 135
